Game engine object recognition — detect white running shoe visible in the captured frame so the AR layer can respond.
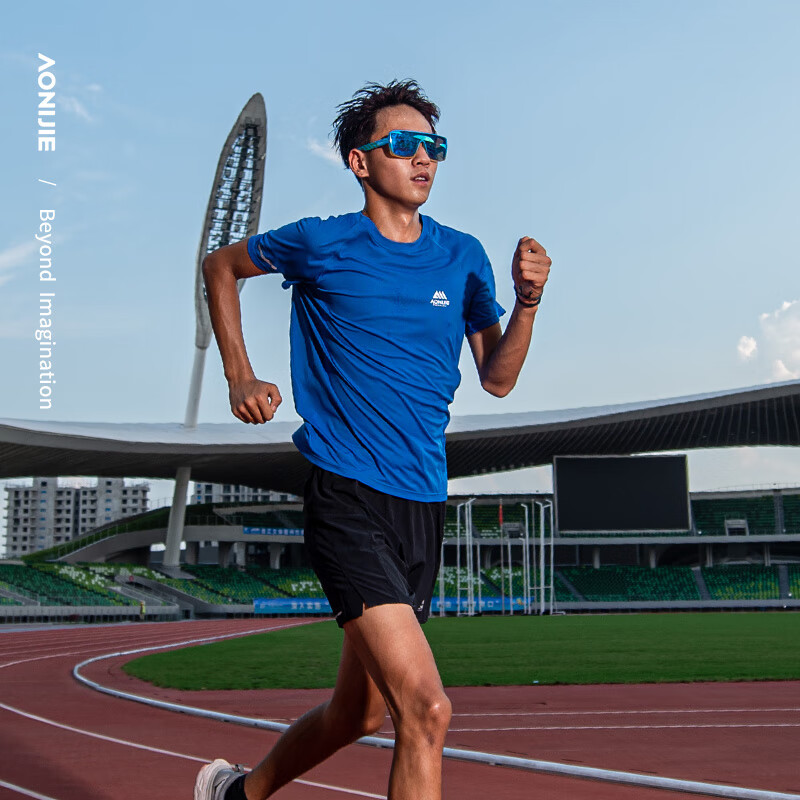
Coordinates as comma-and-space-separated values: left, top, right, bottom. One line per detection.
194, 758, 246, 800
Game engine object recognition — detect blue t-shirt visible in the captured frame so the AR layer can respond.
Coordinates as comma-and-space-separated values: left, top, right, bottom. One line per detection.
247, 211, 504, 501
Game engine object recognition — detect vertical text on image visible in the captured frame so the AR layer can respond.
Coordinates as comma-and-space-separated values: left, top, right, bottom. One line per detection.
38, 210, 56, 410
37, 54, 56, 152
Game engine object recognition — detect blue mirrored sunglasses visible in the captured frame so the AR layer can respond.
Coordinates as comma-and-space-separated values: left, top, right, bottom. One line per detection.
358, 130, 447, 162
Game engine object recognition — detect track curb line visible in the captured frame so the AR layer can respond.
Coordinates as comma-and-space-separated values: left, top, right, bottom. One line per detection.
72, 626, 800, 800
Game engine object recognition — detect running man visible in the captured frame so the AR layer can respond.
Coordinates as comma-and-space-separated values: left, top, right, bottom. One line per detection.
196, 79, 551, 800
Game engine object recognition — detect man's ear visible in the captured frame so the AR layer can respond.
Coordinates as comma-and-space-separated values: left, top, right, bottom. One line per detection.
348, 147, 369, 181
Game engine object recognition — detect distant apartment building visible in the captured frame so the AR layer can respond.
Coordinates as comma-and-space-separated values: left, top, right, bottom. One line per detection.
193, 482, 298, 505
4, 477, 149, 557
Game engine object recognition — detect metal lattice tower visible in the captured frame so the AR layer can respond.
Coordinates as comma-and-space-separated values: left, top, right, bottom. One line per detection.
164, 94, 267, 569
194, 96, 266, 354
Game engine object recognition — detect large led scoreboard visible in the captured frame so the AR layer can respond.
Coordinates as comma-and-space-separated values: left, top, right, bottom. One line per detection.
553, 455, 691, 533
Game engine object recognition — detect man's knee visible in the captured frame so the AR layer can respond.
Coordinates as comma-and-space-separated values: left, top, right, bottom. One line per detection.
398, 686, 452, 742
425, 691, 452, 734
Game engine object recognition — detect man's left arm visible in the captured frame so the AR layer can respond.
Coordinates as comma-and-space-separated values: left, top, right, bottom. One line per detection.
468, 236, 551, 397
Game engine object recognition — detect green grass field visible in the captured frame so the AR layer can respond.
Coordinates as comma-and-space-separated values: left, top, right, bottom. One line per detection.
122, 612, 800, 690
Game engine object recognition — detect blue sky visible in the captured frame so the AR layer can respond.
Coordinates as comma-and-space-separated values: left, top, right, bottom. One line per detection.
2, 0, 800, 522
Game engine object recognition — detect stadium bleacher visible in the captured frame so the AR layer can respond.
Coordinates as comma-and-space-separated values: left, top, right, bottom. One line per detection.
782, 495, 800, 534
702, 565, 781, 600
85, 563, 163, 581
155, 577, 233, 604
691, 496, 776, 536
434, 566, 497, 597
183, 564, 281, 603
0, 594, 22, 606
0, 564, 134, 606
443, 503, 542, 539
253, 567, 325, 598
560, 566, 701, 602
787, 565, 800, 597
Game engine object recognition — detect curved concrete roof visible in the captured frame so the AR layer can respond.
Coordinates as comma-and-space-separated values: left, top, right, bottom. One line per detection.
2, 380, 799, 495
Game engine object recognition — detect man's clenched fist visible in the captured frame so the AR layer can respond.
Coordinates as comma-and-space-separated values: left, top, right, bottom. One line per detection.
228, 377, 282, 424
512, 236, 551, 305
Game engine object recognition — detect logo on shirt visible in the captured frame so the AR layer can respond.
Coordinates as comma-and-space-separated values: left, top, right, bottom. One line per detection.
430, 290, 450, 307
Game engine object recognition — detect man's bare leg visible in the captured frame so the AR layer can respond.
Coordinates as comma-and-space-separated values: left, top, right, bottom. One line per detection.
344, 604, 452, 800
242, 634, 387, 799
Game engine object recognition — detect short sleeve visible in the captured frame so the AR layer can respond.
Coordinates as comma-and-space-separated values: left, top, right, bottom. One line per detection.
465, 245, 506, 336
247, 217, 321, 283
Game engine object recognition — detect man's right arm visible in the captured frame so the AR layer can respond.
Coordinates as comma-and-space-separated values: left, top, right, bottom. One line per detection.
202, 239, 282, 424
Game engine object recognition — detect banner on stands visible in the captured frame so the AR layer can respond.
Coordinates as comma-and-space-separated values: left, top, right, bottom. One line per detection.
254, 597, 529, 615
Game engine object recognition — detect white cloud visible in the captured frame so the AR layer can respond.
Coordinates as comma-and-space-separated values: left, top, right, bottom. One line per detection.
61, 95, 93, 122
86, 83, 103, 93
306, 137, 341, 166
738, 299, 800, 383
0, 240, 37, 284
737, 335, 757, 360
773, 359, 800, 381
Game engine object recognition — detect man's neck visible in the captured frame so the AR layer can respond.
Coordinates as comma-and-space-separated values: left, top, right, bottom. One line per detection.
361, 200, 422, 243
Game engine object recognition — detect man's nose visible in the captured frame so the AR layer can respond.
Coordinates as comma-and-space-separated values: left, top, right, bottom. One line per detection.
412, 142, 431, 164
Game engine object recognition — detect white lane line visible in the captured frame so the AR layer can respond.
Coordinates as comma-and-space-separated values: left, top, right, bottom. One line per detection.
0, 702, 385, 799
0, 623, 294, 669
451, 722, 800, 732
0, 622, 272, 657
0, 636, 188, 659
0, 700, 201, 759
0, 779, 59, 800
0, 625, 205, 644
452, 707, 800, 718
0, 622, 271, 655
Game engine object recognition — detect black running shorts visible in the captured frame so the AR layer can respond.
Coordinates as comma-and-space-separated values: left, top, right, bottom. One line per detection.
303, 464, 445, 628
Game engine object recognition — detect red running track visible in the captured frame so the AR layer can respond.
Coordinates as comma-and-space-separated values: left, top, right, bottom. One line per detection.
1, 619, 798, 799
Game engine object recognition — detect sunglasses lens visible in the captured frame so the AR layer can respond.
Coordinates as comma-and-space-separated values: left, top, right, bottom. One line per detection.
389, 131, 447, 161
390, 131, 422, 157
428, 138, 447, 161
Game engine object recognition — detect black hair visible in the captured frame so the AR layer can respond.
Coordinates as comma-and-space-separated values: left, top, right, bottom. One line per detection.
332, 79, 440, 181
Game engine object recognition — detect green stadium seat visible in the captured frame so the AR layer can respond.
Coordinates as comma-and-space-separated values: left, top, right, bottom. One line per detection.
0, 564, 134, 606
691, 496, 776, 536
560, 566, 700, 601
702, 566, 780, 600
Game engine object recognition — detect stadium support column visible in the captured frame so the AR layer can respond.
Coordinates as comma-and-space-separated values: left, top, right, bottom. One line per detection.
185, 541, 199, 565
219, 541, 233, 567
269, 543, 283, 570
163, 350, 206, 569
164, 466, 192, 568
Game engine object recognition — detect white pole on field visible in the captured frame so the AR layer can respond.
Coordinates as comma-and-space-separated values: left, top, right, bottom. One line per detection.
548, 502, 555, 614
465, 499, 476, 616
521, 503, 530, 614
507, 534, 514, 615
499, 520, 506, 614
535, 500, 548, 615
530, 501, 537, 613
456, 502, 463, 616
476, 536, 482, 613
438, 530, 446, 617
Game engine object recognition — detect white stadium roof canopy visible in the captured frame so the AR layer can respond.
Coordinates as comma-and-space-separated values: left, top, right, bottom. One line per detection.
2, 380, 799, 496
